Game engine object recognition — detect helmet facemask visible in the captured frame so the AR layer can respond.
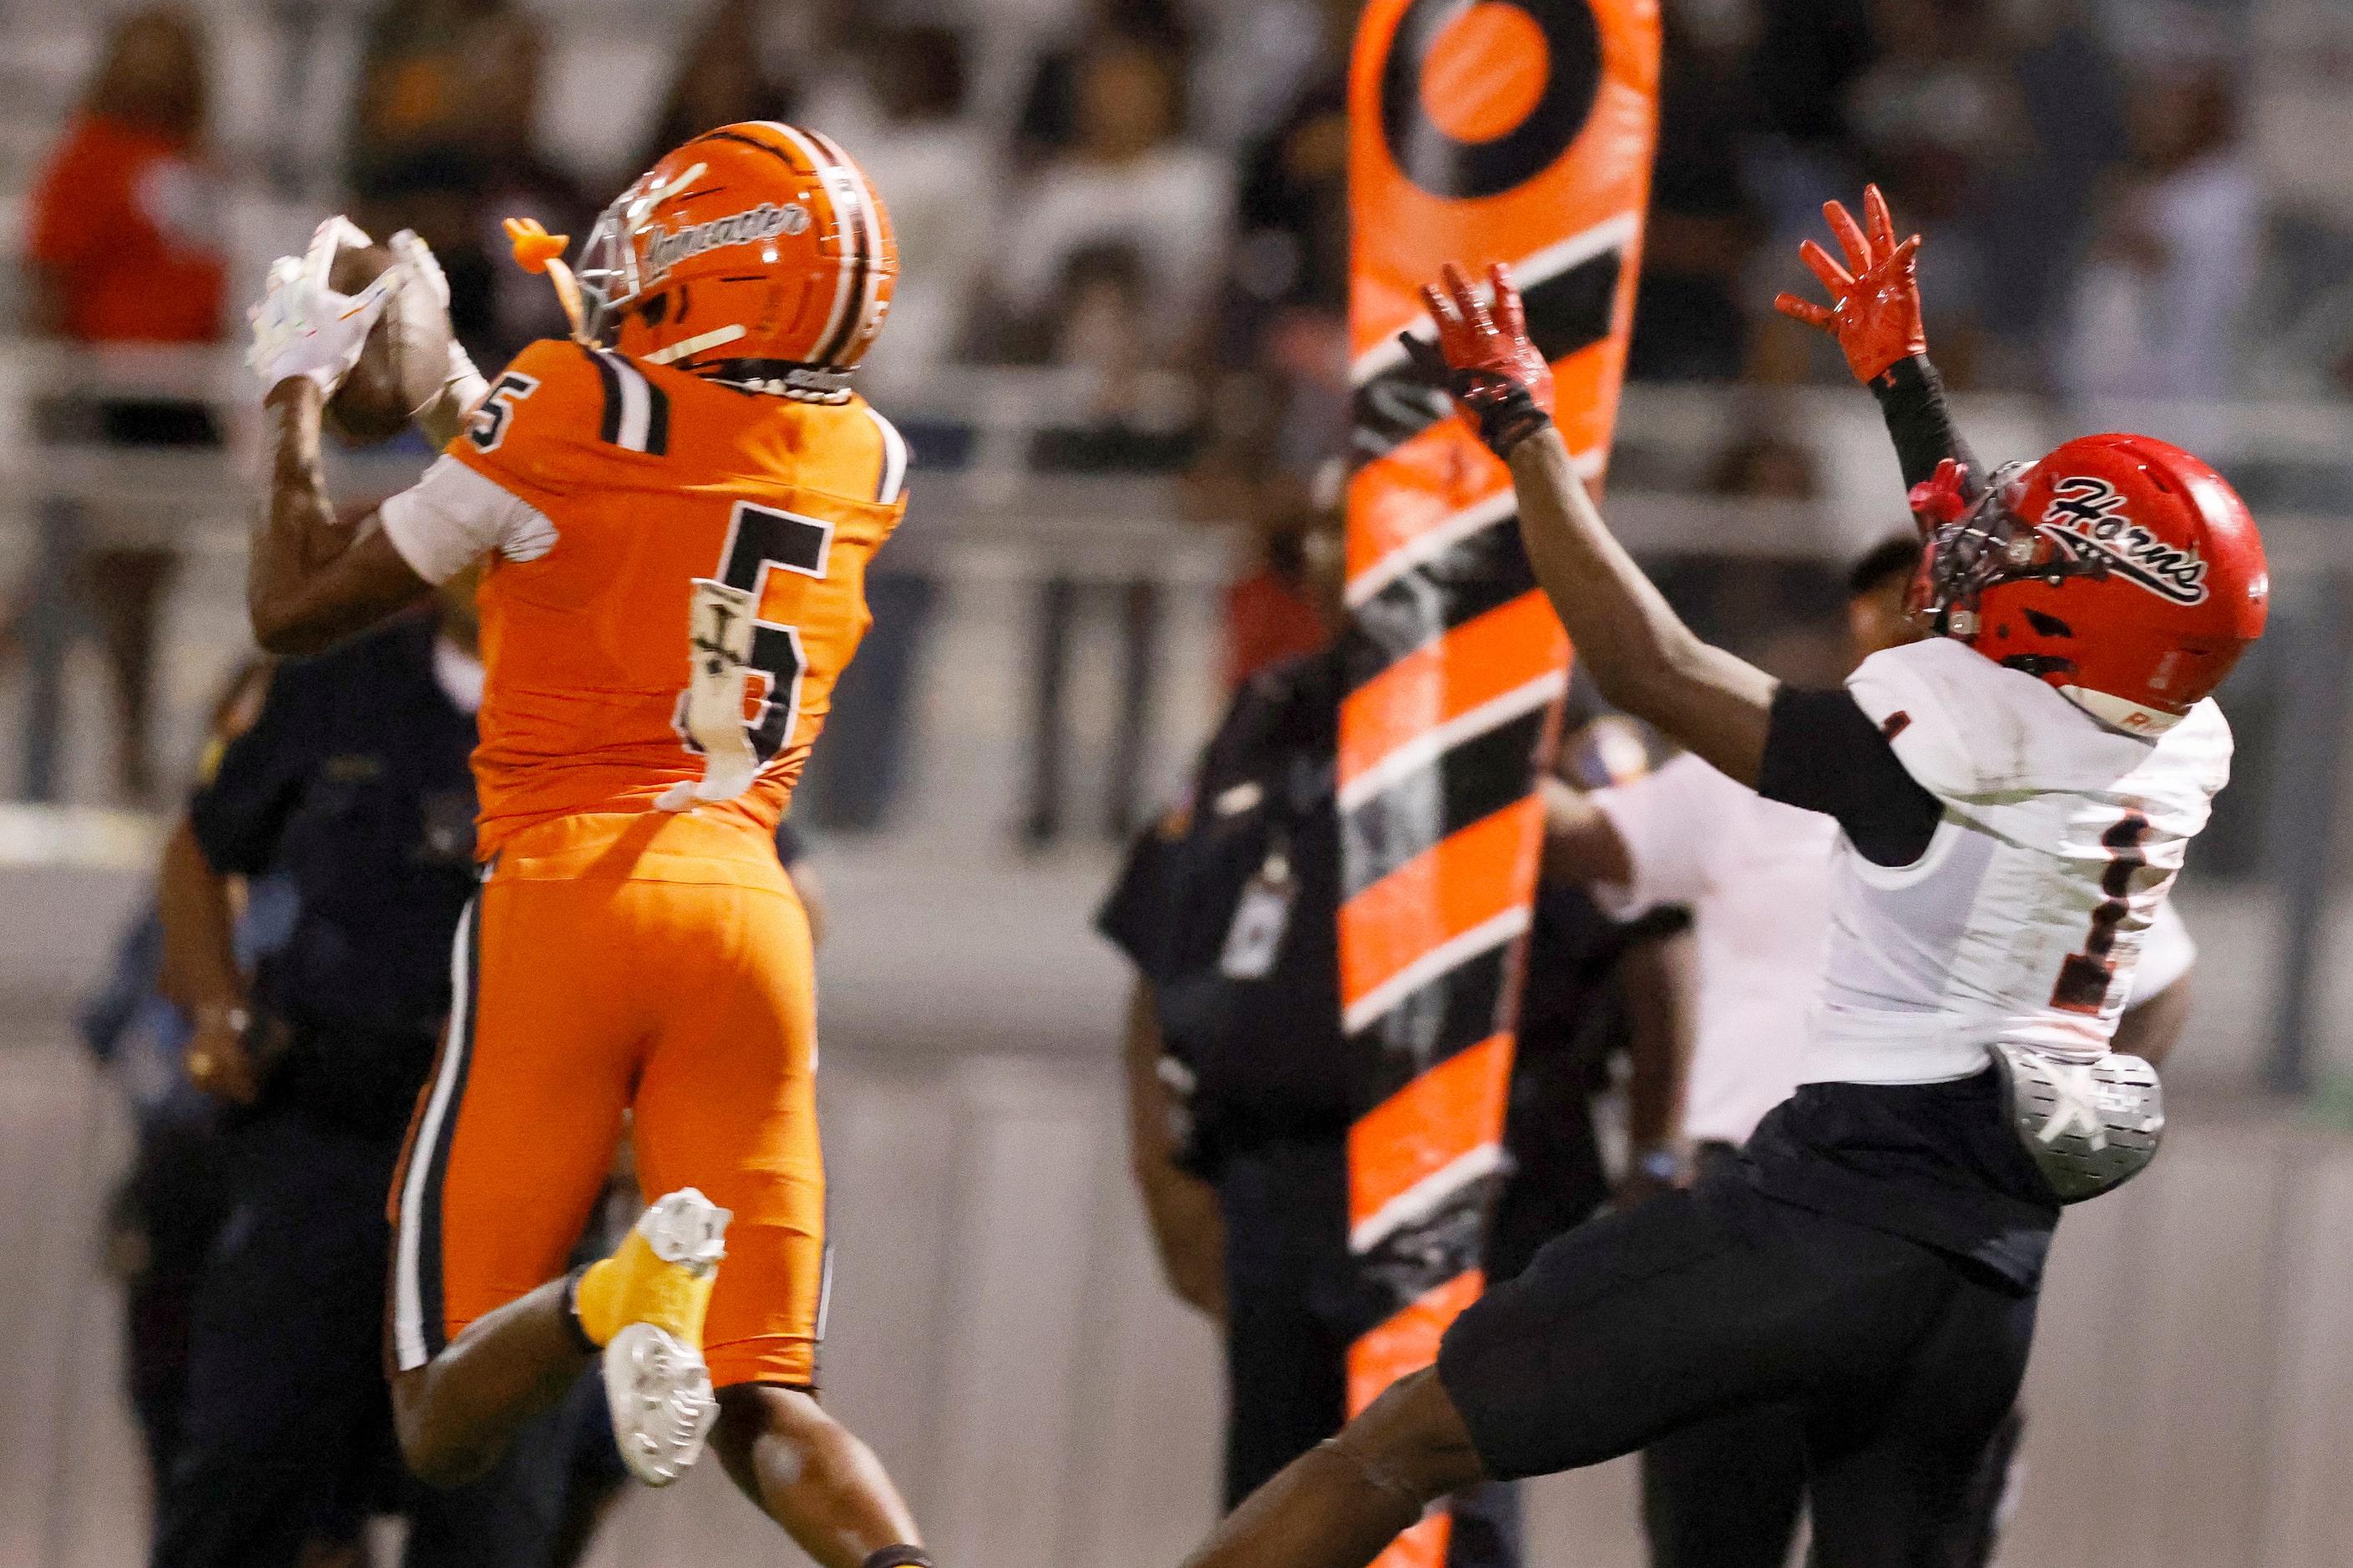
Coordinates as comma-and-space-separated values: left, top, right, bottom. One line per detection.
1911, 459, 2111, 640
572, 161, 710, 351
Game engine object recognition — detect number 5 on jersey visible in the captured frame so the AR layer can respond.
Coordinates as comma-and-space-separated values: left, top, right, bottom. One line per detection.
466, 372, 539, 453
660, 502, 832, 810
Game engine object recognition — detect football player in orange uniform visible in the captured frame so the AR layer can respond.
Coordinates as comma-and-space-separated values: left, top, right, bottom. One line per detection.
239, 124, 931, 1568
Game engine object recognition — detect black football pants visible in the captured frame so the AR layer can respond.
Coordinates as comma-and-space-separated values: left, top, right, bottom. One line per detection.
1636, 1147, 2028, 1568
1641, 1399, 2026, 1568
1440, 1169, 2037, 1568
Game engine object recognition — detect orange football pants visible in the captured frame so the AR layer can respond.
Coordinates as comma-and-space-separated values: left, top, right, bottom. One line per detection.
388, 812, 825, 1388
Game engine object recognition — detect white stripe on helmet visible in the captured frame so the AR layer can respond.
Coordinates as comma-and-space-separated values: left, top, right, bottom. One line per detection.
808, 129, 887, 362
769, 124, 859, 365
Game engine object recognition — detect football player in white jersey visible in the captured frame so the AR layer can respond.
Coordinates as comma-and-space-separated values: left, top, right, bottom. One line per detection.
1176, 187, 2268, 1568
1547, 535, 2201, 1568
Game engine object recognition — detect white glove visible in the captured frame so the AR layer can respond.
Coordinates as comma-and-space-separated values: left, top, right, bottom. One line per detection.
386, 225, 448, 312
245, 215, 399, 397
387, 226, 478, 382
387, 227, 488, 442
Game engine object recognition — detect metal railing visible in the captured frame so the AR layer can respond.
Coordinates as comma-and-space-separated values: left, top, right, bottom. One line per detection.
2, 339, 2348, 1090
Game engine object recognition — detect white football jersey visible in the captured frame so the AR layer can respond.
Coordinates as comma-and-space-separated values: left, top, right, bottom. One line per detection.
1589, 754, 1835, 1145
1805, 637, 2232, 1085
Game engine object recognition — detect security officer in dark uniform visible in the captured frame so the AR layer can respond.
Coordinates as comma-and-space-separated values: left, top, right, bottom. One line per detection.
83, 658, 281, 1494
149, 569, 603, 1568
1493, 709, 1693, 1283
1099, 514, 1691, 1565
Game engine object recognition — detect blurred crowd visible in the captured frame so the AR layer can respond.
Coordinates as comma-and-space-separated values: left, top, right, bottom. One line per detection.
8, 0, 2336, 817
307, 0, 2312, 678
25, 2, 2319, 412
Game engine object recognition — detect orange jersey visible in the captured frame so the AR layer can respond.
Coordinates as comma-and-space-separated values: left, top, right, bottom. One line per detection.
430, 339, 907, 859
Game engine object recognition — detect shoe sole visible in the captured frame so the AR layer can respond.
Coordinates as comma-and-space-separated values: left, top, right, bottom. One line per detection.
604, 1321, 719, 1487
640, 1187, 731, 1269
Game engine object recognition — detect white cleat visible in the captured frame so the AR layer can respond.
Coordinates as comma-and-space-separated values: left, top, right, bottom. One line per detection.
598, 1188, 731, 1486
605, 1321, 720, 1486
640, 1187, 731, 1270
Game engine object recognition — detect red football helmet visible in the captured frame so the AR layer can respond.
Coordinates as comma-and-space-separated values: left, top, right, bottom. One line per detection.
1907, 433, 2269, 731
573, 121, 896, 398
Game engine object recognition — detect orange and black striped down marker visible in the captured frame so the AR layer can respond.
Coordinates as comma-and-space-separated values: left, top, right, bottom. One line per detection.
1342, 3, 1657, 1563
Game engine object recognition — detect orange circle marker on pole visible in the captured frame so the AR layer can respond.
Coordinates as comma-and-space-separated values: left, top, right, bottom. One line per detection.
1419, 5, 1551, 143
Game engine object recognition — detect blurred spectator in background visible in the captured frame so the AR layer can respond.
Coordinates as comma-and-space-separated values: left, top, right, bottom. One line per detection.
1012, 253, 1197, 846
349, 0, 571, 365
1016, 255, 1180, 842
1015, 0, 1197, 168
2064, 43, 2257, 402
1975, 0, 2131, 387
1842, 0, 2027, 386
1219, 0, 1353, 359
1192, 0, 1353, 686
994, 28, 1227, 843
989, 33, 1227, 370
25, 7, 220, 346
1188, 0, 1332, 152
1705, 408, 1820, 503
641, 0, 800, 163
1738, 0, 1874, 385
1748, 0, 1875, 170
1218, 469, 1338, 690
855, 27, 996, 394
791, 25, 979, 835
79, 659, 278, 1494
21, 4, 227, 802
1627, 0, 1763, 382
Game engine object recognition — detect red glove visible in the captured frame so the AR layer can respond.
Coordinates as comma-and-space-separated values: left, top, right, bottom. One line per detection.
1773, 185, 1925, 384
1908, 457, 1972, 531
1401, 261, 1556, 459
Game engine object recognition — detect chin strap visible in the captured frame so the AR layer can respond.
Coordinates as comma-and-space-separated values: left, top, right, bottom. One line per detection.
2059, 685, 2184, 736
693, 357, 858, 404
644, 325, 751, 365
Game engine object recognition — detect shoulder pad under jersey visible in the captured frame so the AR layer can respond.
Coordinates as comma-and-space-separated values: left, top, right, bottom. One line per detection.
1845, 637, 2231, 808
455, 340, 674, 481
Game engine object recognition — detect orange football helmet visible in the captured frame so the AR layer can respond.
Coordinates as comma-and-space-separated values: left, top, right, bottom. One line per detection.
573, 121, 896, 399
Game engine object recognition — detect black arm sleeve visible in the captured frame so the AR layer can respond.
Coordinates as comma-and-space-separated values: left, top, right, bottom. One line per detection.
1755, 686, 1944, 867
1870, 354, 1984, 499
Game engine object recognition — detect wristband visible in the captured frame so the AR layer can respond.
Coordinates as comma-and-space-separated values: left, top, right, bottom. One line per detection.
1636, 1147, 1680, 1184
444, 339, 484, 397
1869, 355, 1983, 501
1453, 372, 1554, 460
